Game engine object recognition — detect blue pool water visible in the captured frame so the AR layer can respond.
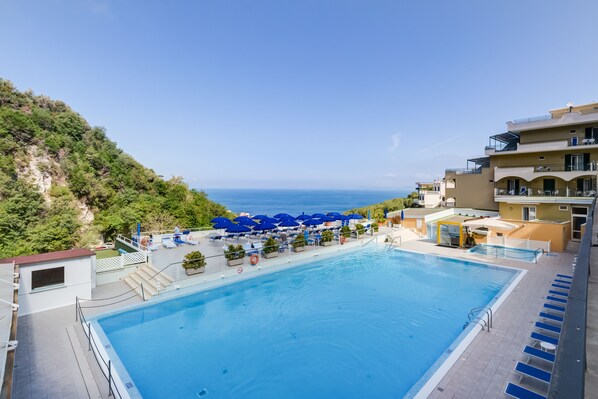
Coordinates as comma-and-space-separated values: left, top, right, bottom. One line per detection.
96, 248, 517, 398
468, 244, 540, 263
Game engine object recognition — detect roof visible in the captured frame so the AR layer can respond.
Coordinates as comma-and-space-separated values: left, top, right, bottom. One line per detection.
438, 215, 476, 223
402, 208, 449, 217
0, 248, 95, 266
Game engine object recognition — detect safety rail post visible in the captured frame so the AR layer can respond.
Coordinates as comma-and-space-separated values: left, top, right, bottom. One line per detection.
75, 296, 78, 322
140, 283, 145, 301
87, 322, 92, 351
108, 360, 113, 397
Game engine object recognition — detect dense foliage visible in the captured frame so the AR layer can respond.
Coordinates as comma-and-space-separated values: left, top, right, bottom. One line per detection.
346, 192, 418, 220
0, 79, 230, 258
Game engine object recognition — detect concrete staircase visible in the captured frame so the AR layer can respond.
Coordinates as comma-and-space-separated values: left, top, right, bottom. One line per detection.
123, 263, 174, 300
382, 227, 422, 245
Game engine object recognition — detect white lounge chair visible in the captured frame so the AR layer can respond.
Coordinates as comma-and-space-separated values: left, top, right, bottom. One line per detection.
184, 234, 199, 245
162, 236, 176, 249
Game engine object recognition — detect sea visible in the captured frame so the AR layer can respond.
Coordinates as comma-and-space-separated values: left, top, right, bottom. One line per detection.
201, 188, 408, 216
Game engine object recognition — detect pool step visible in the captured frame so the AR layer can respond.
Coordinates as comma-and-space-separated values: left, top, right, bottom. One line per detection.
123, 262, 173, 300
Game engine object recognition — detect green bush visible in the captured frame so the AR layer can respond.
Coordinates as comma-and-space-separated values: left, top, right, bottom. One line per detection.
224, 244, 245, 260
341, 226, 351, 238
292, 234, 307, 248
321, 230, 333, 243
263, 237, 280, 254
182, 251, 206, 270
355, 223, 365, 236
372, 223, 379, 232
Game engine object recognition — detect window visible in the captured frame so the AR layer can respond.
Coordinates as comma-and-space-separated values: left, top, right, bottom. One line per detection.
31, 267, 65, 290
523, 206, 536, 221
559, 205, 569, 211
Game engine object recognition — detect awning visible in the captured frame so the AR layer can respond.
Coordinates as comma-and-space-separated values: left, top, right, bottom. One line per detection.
461, 218, 518, 230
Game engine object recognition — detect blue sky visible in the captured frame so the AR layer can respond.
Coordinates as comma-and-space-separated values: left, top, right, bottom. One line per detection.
2, 1, 598, 190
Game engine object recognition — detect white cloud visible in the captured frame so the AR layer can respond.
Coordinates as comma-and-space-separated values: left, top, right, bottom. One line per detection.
387, 134, 400, 152
384, 172, 396, 178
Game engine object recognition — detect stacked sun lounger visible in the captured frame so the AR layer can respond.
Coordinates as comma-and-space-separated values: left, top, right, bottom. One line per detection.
504, 273, 572, 399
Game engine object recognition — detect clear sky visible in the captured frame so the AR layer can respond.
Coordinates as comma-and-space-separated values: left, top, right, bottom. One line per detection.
2, 1, 598, 191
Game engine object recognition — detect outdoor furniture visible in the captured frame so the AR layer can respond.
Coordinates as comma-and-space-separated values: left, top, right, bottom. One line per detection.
242, 242, 259, 255
551, 283, 570, 290
535, 321, 561, 335
531, 331, 559, 346
548, 289, 568, 297
543, 303, 566, 313
514, 362, 551, 385
162, 236, 176, 249
546, 295, 567, 304
523, 345, 555, 364
557, 273, 573, 279
539, 312, 563, 323
184, 235, 199, 245
504, 382, 546, 399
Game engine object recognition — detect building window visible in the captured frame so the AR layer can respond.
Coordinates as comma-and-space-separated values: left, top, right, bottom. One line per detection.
31, 267, 65, 291
559, 205, 569, 211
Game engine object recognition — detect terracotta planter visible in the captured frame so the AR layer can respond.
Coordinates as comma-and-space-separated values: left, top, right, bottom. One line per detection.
293, 246, 305, 252
184, 266, 205, 276
263, 252, 278, 259
321, 241, 332, 247
227, 258, 244, 267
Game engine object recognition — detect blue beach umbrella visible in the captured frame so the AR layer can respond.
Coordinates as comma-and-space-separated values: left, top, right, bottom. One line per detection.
234, 216, 253, 223
226, 224, 251, 233
211, 217, 230, 223
319, 215, 336, 222
312, 213, 326, 219
252, 215, 268, 221
238, 219, 258, 227
254, 222, 277, 231
347, 213, 363, 220
327, 212, 342, 217
303, 218, 323, 226
274, 213, 294, 219
295, 214, 311, 221
278, 219, 300, 227
260, 217, 279, 224
213, 220, 233, 229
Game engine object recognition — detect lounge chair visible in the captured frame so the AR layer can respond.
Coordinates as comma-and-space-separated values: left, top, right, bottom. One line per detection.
556, 273, 572, 279
242, 243, 259, 256
162, 236, 176, 249
539, 312, 563, 323
504, 382, 547, 399
535, 321, 561, 335
546, 295, 567, 304
543, 303, 565, 313
523, 345, 555, 364
173, 236, 186, 246
551, 283, 570, 290
184, 235, 199, 245
514, 362, 551, 385
548, 289, 568, 297
554, 279, 571, 285
531, 331, 558, 346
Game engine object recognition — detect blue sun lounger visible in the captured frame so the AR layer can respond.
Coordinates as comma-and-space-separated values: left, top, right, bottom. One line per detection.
515, 362, 551, 384
504, 383, 546, 399
531, 331, 559, 346
556, 273, 572, 279
535, 321, 561, 334
539, 311, 563, 323
548, 289, 568, 297
523, 345, 555, 364
551, 283, 570, 290
543, 303, 565, 313
554, 279, 571, 285
546, 295, 567, 304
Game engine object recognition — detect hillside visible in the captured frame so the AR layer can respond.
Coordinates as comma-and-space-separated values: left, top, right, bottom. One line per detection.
346, 192, 418, 221
0, 79, 230, 258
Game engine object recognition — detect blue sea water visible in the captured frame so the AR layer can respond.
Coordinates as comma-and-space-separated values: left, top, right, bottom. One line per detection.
202, 188, 408, 216
97, 248, 517, 399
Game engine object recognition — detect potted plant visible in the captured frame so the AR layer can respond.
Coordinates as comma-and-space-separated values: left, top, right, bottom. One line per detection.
355, 223, 365, 237
262, 237, 280, 259
321, 230, 333, 246
182, 250, 206, 275
340, 226, 351, 240
371, 223, 379, 233
224, 244, 245, 267
292, 234, 307, 252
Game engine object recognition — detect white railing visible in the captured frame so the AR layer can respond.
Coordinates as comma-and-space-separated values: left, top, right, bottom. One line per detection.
96, 251, 148, 273
487, 235, 551, 252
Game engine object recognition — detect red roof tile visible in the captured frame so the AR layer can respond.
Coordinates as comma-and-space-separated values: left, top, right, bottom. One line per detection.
0, 248, 95, 266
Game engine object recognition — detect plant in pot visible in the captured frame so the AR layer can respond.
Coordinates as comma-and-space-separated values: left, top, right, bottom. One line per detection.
320, 230, 333, 246
182, 250, 206, 276
224, 244, 245, 267
292, 234, 307, 252
262, 237, 280, 258
340, 226, 351, 240
371, 223, 379, 233
355, 223, 365, 237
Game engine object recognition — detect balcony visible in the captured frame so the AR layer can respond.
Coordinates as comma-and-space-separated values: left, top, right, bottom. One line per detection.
494, 185, 596, 204
495, 188, 596, 197
494, 163, 598, 182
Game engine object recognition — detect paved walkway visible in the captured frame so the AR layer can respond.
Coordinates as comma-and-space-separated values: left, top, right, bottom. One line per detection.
13, 235, 581, 398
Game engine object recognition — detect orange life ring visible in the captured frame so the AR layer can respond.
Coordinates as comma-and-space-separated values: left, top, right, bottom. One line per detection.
340, 236, 346, 244
237, 267, 243, 274
250, 254, 259, 265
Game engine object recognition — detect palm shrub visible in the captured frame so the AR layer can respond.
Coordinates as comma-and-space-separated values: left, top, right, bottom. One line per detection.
321, 230, 333, 243
292, 234, 307, 248
182, 250, 206, 270
263, 237, 280, 254
224, 244, 245, 260
341, 225, 351, 238
355, 223, 365, 236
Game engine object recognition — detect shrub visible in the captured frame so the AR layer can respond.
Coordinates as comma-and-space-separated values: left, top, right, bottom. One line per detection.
263, 237, 280, 254
372, 223, 379, 232
341, 225, 351, 238
321, 230, 333, 242
224, 244, 245, 260
292, 234, 307, 248
182, 251, 206, 270
355, 223, 365, 236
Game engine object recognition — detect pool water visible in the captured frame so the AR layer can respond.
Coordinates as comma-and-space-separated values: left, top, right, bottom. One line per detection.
468, 244, 540, 263
96, 247, 517, 398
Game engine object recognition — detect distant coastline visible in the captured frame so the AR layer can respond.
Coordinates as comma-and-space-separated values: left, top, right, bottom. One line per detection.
201, 188, 409, 216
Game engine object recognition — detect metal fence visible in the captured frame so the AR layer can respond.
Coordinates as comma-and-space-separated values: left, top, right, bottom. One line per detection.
547, 198, 595, 398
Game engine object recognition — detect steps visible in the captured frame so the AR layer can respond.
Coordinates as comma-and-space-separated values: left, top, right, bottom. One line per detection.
123, 263, 174, 300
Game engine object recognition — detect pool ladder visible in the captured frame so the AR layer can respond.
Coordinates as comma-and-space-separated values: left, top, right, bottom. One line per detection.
464, 306, 493, 332
385, 236, 401, 251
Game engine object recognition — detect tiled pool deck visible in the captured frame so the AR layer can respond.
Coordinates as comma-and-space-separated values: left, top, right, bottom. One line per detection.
13, 231, 594, 398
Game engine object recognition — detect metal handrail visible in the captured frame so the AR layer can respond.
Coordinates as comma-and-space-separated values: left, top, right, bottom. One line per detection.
467, 306, 493, 332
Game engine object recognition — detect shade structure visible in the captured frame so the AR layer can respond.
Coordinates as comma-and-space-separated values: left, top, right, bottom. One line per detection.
234, 216, 253, 223
303, 218, 323, 226
238, 219, 258, 227
274, 213, 294, 219
346, 213, 363, 220
213, 221, 233, 229
312, 213, 326, 218
295, 214, 311, 221
319, 215, 336, 222
252, 215, 268, 221
225, 224, 251, 233
211, 217, 230, 223
278, 219, 300, 227
327, 212, 342, 217
254, 222, 277, 231
260, 217, 279, 224
461, 218, 518, 230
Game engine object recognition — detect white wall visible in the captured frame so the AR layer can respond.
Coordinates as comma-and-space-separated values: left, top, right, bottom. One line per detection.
18, 256, 93, 316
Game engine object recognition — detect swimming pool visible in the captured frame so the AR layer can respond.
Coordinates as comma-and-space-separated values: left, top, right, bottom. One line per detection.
468, 244, 541, 263
94, 247, 520, 399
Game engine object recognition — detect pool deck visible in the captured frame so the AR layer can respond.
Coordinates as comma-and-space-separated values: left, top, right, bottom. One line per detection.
13, 229, 592, 399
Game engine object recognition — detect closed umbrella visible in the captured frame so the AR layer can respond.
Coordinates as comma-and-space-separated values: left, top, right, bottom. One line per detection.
401, 210, 404, 220
225, 224, 251, 233
278, 219, 300, 227
254, 222, 277, 231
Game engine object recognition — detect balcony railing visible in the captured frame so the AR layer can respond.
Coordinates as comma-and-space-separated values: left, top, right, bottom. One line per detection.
445, 168, 482, 175
495, 188, 596, 197
510, 114, 552, 124
496, 163, 598, 173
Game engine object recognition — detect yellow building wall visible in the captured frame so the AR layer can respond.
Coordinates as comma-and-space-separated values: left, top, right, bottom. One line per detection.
502, 220, 570, 252
401, 218, 427, 235
444, 167, 497, 210
498, 202, 571, 222
519, 123, 598, 144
